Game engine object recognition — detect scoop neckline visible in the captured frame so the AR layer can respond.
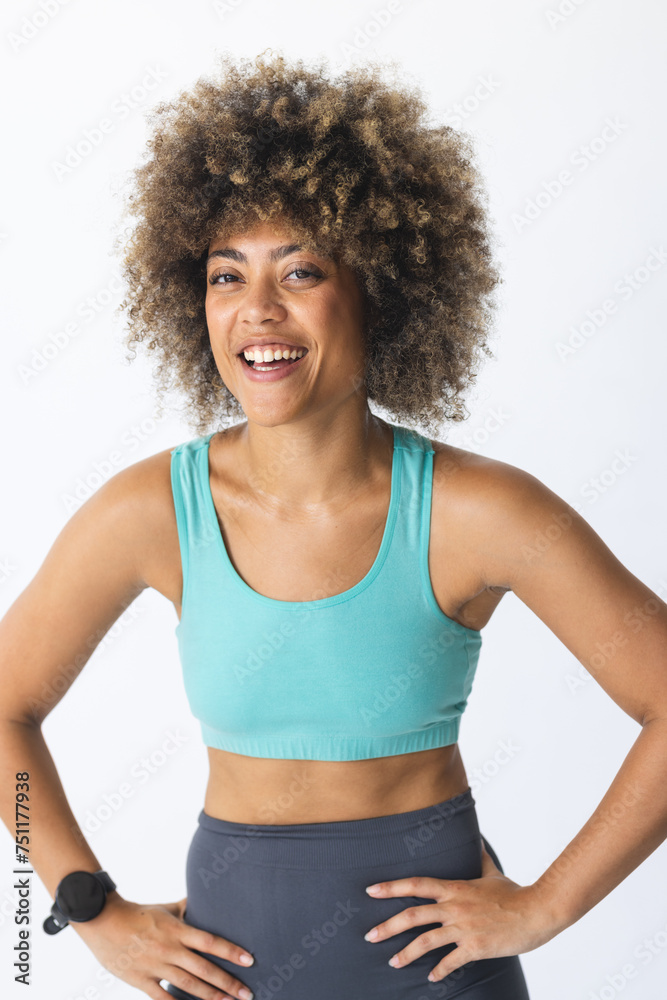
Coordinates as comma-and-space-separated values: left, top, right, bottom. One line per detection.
200, 424, 403, 609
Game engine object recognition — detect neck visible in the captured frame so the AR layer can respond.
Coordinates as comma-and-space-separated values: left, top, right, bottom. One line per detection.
231, 406, 393, 509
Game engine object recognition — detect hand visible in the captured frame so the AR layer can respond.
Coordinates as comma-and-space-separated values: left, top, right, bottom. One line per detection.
363, 841, 559, 982
71, 891, 255, 1000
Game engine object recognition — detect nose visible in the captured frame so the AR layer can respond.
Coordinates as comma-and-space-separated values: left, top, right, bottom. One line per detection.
238, 275, 288, 324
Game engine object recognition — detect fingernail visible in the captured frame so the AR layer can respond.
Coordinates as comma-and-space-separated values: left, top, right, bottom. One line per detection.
365, 885, 381, 894
239, 988, 254, 1000
364, 928, 378, 941
239, 953, 254, 966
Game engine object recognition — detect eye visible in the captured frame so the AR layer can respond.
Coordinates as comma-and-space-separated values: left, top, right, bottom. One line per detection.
208, 265, 322, 286
208, 271, 240, 285
284, 267, 321, 281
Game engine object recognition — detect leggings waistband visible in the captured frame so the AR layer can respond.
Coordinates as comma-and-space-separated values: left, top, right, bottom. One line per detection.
194, 787, 479, 869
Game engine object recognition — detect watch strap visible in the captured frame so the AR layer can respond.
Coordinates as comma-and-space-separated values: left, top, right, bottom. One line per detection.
43, 869, 117, 935
94, 870, 117, 894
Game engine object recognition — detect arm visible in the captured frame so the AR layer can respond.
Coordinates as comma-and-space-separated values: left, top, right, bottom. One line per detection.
0, 463, 149, 903
360, 457, 667, 983
0, 454, 255, 1000
463, 461, 667, 934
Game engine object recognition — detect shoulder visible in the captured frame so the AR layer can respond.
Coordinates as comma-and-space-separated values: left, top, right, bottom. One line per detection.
427, 434, 547, 502
426, 435, 580, 589
72, 443, 185, 586
91, 444, 177, 511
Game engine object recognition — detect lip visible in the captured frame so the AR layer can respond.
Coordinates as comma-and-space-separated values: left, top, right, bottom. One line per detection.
237, 351, 309, 383
235, 337, 308, 355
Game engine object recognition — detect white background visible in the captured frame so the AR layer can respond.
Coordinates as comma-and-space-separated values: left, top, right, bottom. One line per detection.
1, 0, 666, 998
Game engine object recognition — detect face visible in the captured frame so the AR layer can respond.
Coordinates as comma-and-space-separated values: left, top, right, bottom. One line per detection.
204, 217, 369, 426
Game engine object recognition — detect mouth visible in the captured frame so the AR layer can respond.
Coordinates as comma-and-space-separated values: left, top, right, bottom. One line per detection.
238, 348, 309, 372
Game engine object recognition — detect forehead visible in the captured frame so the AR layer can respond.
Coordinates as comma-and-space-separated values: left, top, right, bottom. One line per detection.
207, 218, 320, 253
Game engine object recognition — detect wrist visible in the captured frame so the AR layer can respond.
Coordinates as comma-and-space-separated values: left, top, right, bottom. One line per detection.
69, 890, 128, 939
524, 877, 576, 939
44, 869, 120, 936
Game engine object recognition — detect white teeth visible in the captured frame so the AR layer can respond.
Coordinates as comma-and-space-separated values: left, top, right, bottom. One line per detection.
242, 347, 306, 363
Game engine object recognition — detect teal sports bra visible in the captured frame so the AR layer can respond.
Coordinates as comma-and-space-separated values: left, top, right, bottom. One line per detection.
170, 423, 482, 760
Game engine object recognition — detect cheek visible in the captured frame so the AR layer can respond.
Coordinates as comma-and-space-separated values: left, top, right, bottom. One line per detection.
205, 291, 230, 322
204, 297, 215, 335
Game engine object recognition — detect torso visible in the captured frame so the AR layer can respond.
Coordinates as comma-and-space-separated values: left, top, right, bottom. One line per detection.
141, 418, 509, 824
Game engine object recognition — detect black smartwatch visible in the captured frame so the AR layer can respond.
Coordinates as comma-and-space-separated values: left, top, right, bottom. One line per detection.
43, 869, 117, 934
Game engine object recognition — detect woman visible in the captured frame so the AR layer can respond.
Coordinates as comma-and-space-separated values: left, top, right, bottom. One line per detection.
1, 50, 666, 1000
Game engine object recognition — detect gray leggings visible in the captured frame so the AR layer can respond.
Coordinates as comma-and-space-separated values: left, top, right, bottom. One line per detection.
164, 787, 531, 999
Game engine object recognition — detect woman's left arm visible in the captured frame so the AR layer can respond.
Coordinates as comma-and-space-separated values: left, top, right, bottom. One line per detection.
363, 462, 667, 980
484, 465, 667, 933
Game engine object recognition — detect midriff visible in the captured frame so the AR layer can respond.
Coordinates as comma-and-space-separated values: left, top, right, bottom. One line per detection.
203, 742, 470, 824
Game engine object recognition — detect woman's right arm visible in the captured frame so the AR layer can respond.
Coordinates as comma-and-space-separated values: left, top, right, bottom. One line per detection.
0, 457, 255, 1000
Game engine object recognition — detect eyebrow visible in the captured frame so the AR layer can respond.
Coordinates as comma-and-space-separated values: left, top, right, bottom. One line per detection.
205, 243, 313, 268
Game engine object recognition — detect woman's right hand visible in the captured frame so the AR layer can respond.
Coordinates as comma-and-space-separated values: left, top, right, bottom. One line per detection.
71, 892, 255, 1000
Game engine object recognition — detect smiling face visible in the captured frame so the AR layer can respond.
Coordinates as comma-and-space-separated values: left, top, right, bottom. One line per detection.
204, 217, 370, 427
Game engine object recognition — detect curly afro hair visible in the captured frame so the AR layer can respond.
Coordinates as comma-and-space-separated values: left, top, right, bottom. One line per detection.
115, 48, 502, 437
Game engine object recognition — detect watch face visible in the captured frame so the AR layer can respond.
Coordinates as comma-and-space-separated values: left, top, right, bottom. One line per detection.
57, 872, 106, 922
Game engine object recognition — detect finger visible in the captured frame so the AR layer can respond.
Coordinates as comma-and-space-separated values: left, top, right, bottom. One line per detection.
387, 924, 462, 971
167, 950, 253, 1000
364, 903, 445, 944
176, 930, 255, 999
365, 876, 446, 900
181, 926, 254, 970
426, 944, 473, 983
162, 962, 244, 1000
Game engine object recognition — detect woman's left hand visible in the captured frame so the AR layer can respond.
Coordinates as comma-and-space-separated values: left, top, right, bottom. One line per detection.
363, 841, 559, 982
